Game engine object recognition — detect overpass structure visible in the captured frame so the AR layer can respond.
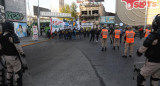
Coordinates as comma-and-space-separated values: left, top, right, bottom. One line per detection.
40, 11, 74, 19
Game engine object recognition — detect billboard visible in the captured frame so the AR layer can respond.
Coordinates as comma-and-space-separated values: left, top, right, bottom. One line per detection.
14, 22, 27, 37
116, 0, 160, 26
100, 16, 115, 24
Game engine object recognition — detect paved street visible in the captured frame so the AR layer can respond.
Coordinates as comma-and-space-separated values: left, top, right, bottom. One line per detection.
21, 37, 148, 86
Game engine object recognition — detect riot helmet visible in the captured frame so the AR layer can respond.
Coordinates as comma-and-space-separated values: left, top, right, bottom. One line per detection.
152, 14, 160, 31
2, 21, 14, 33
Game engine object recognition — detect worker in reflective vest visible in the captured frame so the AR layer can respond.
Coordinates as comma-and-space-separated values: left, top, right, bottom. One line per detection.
113, 26, 121, 50
144, 28, 151, 38
101, 26, 108, 51
122, 26, 135, 58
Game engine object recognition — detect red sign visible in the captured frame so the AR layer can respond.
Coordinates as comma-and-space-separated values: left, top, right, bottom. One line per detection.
121, 0, 160, 10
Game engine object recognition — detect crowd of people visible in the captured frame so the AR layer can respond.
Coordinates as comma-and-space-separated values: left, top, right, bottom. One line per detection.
47, 28, 102, 41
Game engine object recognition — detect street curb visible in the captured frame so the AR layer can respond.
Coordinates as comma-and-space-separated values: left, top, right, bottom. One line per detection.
22, 39, 50, 47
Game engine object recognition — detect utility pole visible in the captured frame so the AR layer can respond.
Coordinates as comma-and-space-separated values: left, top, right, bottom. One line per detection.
144, 0, 148, 31
37, 0, 40, 36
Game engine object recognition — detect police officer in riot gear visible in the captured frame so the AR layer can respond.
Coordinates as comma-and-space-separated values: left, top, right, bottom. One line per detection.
136, 14, 160, 86
0, 21, 26, 86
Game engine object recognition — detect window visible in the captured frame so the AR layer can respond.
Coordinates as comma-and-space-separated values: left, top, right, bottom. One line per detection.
92, 10, 98, 14
82, 11, 87, 15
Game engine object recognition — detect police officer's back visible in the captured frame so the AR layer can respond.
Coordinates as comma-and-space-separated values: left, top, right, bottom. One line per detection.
0, 21, 26, 86
137, 14, 160, 86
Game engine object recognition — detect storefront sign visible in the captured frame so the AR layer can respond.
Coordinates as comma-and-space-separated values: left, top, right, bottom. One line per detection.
6, 11, 24, 21
122, 0, 160, 10
32, 26, 38, 40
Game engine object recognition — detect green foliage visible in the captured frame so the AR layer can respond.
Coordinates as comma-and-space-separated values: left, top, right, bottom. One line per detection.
45, 27, 50, 33
71, 2, 78, 19
60, 2, 78, 21
60, 4, 72, 20
60, 4, 71, 13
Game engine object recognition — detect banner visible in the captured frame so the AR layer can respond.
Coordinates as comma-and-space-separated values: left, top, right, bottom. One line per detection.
32, 26, 38, 40
50, 18, 64, 32
121, 0, 160, 10
14, 22, 27, 37
81, 23, 93, 28
100, 16, 115, 24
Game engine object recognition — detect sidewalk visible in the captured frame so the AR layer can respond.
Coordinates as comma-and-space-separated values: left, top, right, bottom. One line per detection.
20, 35, 49, 46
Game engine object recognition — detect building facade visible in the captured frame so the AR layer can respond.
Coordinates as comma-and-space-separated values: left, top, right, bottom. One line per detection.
5, 0, 28, 37
116, 0, 160, 26
59, 0, 64, 12
79, 2, 106, 28
0, 0, 5, 32
5, 0, 27, 22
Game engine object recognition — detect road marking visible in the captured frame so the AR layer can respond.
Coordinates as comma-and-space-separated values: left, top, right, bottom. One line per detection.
22, 39, 50, 47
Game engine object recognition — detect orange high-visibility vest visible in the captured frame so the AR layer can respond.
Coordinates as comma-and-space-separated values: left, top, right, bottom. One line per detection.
145, 29, 151, 38
126, 30, 135, 43
102, 29, 108, 39
114, 29, 121, 38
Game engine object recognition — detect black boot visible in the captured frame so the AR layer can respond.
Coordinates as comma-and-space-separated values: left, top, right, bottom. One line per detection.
129, 55, 132, 58
16, 70, 23, 86
113, 46, 115, 50
111, 40, 112, 44
117, 46, 119, 50
105, 47, 107, 51
101, 48, 104, 51
122, 55, 127, 58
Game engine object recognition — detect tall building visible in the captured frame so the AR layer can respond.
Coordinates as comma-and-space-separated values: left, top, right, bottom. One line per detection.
79, 2, 106, 28
59, 0, 64, 12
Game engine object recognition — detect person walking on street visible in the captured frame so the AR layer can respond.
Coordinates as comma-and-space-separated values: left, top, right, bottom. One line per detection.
90, 28, 95, 42
122, 26, 135, 58
139, 27, 144, 39
101, 27, 108, 51
120, 27, 123, 43
144, 27, 151, 38
113, 26, 121, 50
87, 30, 90, 38
84, 29, 86, 38
96, 28, 101, 42
0, 21, 26, 86
47, 29, 51, 39
54, 30, 58, 39
109, 25, 114, 44
136, 14, 160, 86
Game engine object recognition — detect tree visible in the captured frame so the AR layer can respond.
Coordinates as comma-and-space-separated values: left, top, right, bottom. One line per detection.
71, 2, 78, 20
60, 4, 72, 20
60, 4, 71, 13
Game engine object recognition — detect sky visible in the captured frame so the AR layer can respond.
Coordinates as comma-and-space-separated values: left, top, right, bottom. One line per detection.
27, 0, 116, 16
